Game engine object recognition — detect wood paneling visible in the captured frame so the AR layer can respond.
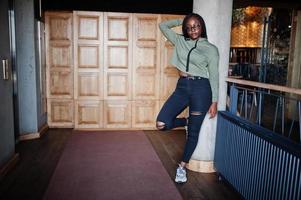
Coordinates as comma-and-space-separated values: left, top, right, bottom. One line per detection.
49, 69, 73, 97
77, 72, 100, 98
231, 22, 263, 48
132, 100, 159, 128
74, 11, 103, 101
46, 11, 184, 129
48, 99, 74, 127
75, 100, 103, 128
106, 72, 129, 97
133, 14, 160, 100
46, 12, 74, 127
104, 12, 132, 100
131, 14, 161, 128
104, 100, 131, 128
73, 11, 103, 127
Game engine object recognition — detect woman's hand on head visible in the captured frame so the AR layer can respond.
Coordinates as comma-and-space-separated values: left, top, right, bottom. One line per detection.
208, 102, 218, 119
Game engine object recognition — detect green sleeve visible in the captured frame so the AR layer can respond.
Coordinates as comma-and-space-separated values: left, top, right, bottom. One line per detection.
208, 47, 219, 102
159, 19, 183, 45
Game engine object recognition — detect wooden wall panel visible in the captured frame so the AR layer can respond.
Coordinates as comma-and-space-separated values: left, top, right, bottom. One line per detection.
46, 12, 74, 127
77, 72, 100, 99
103, 13, 133, 128
45, 12, 184, 129
131, 14, 161, 128
73, 11, 103, 127
104, 100, 131, 128
104, 12, 132, 100
75, 100, 103, 128
231, 23, 263, 48
106, 72, 128, 97
132, 100, 159, 128
48, 99, 74, 127
48, 15, 72, 41
74, 11, 103, 101
49, 69, 73, 97
49, 44, 72, 68
132, 14, 160, 100
78, 45, 99, 68
46, 15, 73, 99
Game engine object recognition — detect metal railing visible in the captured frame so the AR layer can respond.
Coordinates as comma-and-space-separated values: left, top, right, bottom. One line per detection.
227, 77, 301, 143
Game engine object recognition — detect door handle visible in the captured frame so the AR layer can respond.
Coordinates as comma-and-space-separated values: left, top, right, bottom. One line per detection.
2, 59, 9, 80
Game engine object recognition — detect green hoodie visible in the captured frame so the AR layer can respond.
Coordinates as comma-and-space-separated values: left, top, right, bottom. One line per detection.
159, 19, 219, 102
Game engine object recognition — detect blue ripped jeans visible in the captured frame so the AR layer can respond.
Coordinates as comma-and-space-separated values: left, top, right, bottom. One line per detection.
156, 76, 212, 163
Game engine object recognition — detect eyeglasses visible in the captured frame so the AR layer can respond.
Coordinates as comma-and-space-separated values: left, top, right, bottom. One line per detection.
185, 24, 201, 32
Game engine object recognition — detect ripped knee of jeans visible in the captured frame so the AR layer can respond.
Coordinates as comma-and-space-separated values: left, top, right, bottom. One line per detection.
190, 111, 204, 116
188, 111, 206, 133
156, 121, 165, 130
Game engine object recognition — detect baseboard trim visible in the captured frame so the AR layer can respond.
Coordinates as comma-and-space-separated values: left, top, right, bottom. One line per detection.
187, 159, 216, 173
0, 153, 19, 180
18, 124, 49, 141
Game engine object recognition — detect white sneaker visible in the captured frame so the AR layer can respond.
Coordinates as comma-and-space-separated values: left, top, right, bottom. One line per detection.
175, 165, 187, 183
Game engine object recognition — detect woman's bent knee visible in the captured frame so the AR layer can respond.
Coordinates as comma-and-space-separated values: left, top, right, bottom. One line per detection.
156, 121, 165, 130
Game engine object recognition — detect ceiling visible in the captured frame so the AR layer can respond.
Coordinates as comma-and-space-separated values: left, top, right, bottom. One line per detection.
42, 0, 193, 14
42, 0, 301, 14
233, 0, 301, 9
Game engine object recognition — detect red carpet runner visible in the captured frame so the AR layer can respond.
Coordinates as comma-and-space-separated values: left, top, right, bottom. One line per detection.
44, 131, 182, 200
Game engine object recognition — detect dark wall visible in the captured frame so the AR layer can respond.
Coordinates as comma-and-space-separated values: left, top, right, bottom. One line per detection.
42, 0, 193, 14
42, 0, 301, 16
233, 0, 301, 9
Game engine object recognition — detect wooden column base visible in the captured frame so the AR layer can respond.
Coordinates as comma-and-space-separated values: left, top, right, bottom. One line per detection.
187, 159, 215, 173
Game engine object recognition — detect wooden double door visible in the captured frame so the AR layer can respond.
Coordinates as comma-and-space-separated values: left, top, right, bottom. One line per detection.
45, 11, 185, 129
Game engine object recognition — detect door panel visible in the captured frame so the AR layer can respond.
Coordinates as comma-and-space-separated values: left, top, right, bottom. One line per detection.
45, 12, 186, 130
77, 72, 100, 99
47, 99, 74, 127
132, 14, 160, 100
74, 11, 103, 101
46, 12, 74, 127
132, 100, 159, 128
73, 11, 103, 127
104, 100, 131, 128
131, 14, 161, 128
75, 100, 103, 128
0, 0, 15, 166
104, 12, 132, 100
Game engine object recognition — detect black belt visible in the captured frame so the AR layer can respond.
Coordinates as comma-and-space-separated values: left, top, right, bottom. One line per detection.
180, 76, 203, 80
